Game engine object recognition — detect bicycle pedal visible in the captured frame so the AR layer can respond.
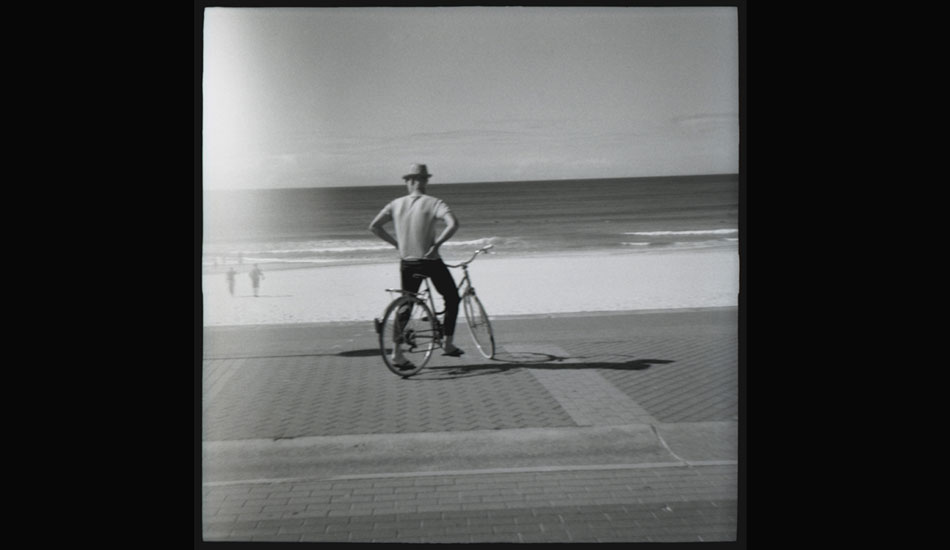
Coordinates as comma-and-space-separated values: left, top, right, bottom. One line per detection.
373, 318, 381, 334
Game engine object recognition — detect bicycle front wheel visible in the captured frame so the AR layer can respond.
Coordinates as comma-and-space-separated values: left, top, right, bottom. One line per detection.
463, 291, 495, 359
378, 296, 438, 377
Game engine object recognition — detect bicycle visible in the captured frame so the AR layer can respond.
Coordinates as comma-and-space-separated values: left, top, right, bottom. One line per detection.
374, 244, 496, 377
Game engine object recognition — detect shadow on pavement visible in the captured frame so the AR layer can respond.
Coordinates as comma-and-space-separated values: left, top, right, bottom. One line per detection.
336, 349, 384, 357
417, 360, 674, 380
329, 349, 674, 380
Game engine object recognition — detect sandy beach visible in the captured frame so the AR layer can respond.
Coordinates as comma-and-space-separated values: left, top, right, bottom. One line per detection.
201, 246, 739, 326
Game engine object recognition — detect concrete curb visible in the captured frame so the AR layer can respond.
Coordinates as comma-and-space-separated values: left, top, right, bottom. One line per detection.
203, 424, 668, 483
204, 422, 737, 484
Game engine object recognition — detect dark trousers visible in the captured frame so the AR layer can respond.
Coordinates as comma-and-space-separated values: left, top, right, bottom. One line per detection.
400, 259, 460, 336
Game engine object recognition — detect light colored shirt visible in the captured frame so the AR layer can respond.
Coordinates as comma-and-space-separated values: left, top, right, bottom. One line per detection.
376, 194, 452, 260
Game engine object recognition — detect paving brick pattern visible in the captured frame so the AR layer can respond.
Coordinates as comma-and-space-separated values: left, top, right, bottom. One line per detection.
526, 367, 657, 426
589, 334, 738, 423
202, 357, 244, 416
203, 353, 577, 441
200, 309, 741, 543
202, 309, 739, 440
203, 463, 737, 542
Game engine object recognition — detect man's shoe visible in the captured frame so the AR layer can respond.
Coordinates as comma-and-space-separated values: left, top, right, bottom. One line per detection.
442, 347, 465, 357
393, 360, 416, 371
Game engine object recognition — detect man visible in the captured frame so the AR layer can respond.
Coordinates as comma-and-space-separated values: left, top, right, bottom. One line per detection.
249, 264, 264, 297
226, 267, 236, 296
369, 163, 464, 369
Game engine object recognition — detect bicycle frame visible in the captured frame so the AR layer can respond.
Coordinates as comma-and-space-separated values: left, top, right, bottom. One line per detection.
376, 244, 495, 374
381, 274, 464, 349
380, 244, 493, 345
445, 243, 493, 298
453, 264, 477, 302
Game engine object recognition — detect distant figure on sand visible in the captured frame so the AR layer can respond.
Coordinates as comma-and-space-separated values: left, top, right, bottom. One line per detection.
249, 265, 264, 297
369, 163, 464, 370
226, 267, 236, 296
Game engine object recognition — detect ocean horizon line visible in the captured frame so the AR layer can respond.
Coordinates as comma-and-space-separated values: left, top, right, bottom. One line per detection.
203, 173, 739, 193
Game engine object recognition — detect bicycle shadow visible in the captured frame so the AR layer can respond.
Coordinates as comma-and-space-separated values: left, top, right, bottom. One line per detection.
414, 351, 675, 380
329, 348, 674, 380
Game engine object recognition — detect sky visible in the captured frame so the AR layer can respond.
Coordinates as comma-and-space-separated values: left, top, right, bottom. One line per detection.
202, 6, 739, 189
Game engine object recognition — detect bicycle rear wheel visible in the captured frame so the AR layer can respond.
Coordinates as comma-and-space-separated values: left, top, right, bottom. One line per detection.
377, 296, 438, 377
463, 291, 495, 359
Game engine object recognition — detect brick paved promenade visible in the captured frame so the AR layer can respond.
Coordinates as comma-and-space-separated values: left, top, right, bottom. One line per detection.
199, 307, 742, 543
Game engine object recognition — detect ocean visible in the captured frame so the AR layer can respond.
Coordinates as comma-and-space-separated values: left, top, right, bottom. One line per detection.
201, 174, 739, 269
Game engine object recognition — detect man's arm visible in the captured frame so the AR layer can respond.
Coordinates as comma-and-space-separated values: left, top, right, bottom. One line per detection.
426, 212, 460, 258
369, 210, 398, 248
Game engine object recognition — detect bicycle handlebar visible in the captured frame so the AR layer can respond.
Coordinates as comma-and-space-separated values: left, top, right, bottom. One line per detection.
444, 244, 493, 268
